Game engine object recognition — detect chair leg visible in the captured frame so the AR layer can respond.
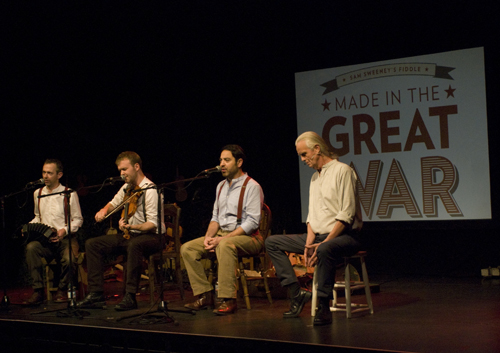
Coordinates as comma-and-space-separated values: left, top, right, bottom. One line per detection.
148, 255, 156, 305
360, 255, 374, 314
45, 263, 52, 302
239, 262, 251, 310
262, 270, 272, 304
311, 268, 318, 316
344, 260, 352, 319
332, 285, 338, 310
175, 258, 184, 300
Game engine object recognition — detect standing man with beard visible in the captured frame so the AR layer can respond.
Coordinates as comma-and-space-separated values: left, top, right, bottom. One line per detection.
181, 145, 264, 315
24, 159, 83, 305
76, 151, 165, 311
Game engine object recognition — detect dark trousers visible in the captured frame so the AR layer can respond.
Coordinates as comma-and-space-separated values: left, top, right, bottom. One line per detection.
26, 238, 79, 290
85, 232, 160, 294
265, 232, 361, 298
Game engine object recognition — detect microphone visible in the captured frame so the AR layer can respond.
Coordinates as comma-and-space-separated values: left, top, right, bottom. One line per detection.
26, 178, 44, 186
303, 152, 319, 166
202, 166, 222, 174
107, 176, 125, 182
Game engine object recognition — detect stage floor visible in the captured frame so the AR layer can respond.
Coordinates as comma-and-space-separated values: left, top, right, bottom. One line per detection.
1, 275, 499, 353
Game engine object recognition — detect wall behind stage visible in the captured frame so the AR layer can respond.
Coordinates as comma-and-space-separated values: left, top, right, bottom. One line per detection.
295, 48, 490, 222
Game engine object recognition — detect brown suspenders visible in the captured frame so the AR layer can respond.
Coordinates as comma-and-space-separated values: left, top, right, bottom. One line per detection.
217, 176, 252, 227
38, 186, 69, 226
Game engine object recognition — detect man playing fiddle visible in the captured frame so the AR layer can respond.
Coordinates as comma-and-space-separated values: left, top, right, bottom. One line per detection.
76, 151, 165, 311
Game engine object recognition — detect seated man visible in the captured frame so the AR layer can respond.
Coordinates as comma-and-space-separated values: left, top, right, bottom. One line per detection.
76, 151, 165, 311
181, 145, 264, 315
266, 131, 363, 325
24, 158, 83, 305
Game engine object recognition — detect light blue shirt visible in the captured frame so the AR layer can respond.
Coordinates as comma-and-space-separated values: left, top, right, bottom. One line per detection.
211, 173, 263, 235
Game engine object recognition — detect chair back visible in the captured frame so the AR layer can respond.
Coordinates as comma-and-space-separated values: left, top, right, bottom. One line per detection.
163, 203, 181, 253
237, 203, 273, 309
147, 203, 184, 302
258, 203, 272, 240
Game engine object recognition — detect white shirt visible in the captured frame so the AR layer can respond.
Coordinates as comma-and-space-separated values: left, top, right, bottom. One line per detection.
31, 184, 83, 235
110, 177, 166, 234
306, 160, 362, 235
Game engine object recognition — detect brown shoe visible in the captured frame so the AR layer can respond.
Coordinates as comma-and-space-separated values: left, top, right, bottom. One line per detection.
213, 299, 237, 315
184, 291, 213, 310
53, 289, 68, 303
23, 290, 43, 306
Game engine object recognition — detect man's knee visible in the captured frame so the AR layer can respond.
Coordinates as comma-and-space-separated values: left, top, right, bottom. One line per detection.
180, 243, 187, 256
265, 235, 279, 250
317, 241, 343, 262
217, 238, 237, 251
26, 241, 42, 254
181, 239, 203, 261
85, 237, 99, 251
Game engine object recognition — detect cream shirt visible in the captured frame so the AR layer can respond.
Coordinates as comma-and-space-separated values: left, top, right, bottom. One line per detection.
306, 160, 362, 235
31, 184, 84, 235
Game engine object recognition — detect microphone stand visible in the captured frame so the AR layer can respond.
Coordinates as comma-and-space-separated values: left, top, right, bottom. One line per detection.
0, 183, 44, 311
117, 173, 214, 323
29, 178, 124, 317
31, 188, 89, 319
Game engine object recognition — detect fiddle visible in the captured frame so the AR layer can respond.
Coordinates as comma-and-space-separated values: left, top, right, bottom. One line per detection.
121, 184, 143, 239
97, 184, 143, 238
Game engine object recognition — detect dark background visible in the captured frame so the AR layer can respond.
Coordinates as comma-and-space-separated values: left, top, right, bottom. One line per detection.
2, 2, 499, 286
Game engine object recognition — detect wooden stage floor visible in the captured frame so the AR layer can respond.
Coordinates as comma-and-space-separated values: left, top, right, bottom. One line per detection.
1, 275, 499, 353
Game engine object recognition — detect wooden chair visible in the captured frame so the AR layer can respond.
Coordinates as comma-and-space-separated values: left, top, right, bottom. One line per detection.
311, 251, 374, 319
43, 251, 85, 301
42, 258, 60, 301
237, 203, 273, 309
147, 203, 184, 304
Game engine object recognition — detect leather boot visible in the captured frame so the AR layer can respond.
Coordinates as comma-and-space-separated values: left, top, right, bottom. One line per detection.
76, 292, 106, 309
184, 291, 213, 310
313, 301, 333, 326
213, 299, 237, 315
53, 289, 68, 303
23, 290, 43, 306
115, 292, 138, 311
283, 288, 312, 318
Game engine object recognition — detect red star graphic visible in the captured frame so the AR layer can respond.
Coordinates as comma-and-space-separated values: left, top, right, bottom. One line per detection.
321, 99, 331, 111
445, 85, 456, 98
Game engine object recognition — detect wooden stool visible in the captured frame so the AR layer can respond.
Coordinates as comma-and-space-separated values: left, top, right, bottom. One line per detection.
311, 251, 374, 319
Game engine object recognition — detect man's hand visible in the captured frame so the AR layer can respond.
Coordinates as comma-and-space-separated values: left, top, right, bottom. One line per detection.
204, 236, 220, 252
304, 243, 320, 267
118, 217, 130, 232
50, 228, 66, 243
95, 208, 108, 222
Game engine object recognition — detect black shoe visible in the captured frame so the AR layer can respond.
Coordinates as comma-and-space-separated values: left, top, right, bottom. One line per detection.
76, 292, 106, 309
283, 288, 312, 318
114, 292, 137, 311
313, 303, 332, 326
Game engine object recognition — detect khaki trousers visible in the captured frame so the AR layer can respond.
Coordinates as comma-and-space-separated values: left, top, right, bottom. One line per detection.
181, 229, 263, 298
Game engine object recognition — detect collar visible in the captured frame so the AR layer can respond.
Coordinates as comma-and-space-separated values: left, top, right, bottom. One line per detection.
317, 159, 336, 174
138, 177, 151, 187
227, 172, 248, 185
43, 183, 65, 194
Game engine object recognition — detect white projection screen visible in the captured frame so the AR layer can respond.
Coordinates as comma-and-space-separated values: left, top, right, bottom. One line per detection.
295, 47, 490, 222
